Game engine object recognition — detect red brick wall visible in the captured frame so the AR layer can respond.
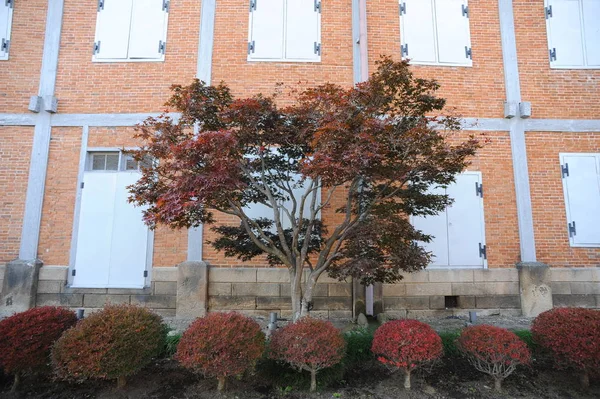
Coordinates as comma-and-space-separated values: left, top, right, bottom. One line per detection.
0, 127, 33, 263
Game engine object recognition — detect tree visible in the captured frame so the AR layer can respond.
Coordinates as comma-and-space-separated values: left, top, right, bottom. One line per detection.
129, 57, 481, 320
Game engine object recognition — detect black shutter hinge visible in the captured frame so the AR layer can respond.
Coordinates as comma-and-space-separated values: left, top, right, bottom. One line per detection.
462, 4, 469, 17
93, 41, 101, 55
249, 0, 256, 11
549, 48, 557, 61
479, 243, 487, 260
6, 0, 14, 9
465, 46, 472, 59
475, 182, 483, 198
399, 2, 406, 15
80, 182, 84, 189
97, 0, 104, 12
72, 269, 76, 276
314, 0, 321, 13
545, 5, 552, 19
561, 163, 569, 178
143, 270, 149, 278
568, 222, 577, 237
158, 40, 166, 54
162, 0, 170, 12
314, 42, 321, 56
248, 40, 255, 54
1, 39, 10, 53
401, 43, 408, 56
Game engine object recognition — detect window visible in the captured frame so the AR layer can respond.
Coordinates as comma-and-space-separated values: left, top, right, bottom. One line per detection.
248, 0, 321, 62
93, 0, 170, 62
545, 0, 600, 68
560, 153, 600, 247
0, 0, 14, 60
411, 172, 486, 268
399, 0, 472, 66
87, 152, 149, 172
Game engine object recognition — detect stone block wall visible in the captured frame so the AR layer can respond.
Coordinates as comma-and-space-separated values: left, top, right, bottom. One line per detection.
208, 268, 353, 320
551, 268, 600, 308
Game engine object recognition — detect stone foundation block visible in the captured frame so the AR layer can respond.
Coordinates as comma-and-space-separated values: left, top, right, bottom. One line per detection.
132, 295, 177, 309
553, 294, 596, 308
429, 296, 446, 310
84, 294, 130, 307
329, 310, 353, 319
312, 297, 352, 310
37, 280, 63, 294
382, 283, 406, 297
383, 297, 430, 310
328, 283, 352, 297
429, 269, 474, 283
458, 296, 476, 309
152, 267, 177, 282
518, 262, 553, 317
406, 283, 452, 296
473, 268, 518, 282
257, 269, 289, 283
177, 261, 208, 319
210, 268, 256, 283
256, 297, 292, 310
232, 283, 279, 297
1, 259, 42, 317
476, 295, 520, 309
38, 266, 68, 281
280, 283, 327, 297
36, 293, 83, 307
208, 296, 256, 310
208, 283, 232, 296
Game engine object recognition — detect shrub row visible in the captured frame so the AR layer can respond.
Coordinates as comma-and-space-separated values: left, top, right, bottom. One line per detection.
0, 306, 597, 393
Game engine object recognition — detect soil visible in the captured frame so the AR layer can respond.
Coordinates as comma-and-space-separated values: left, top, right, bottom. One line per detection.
1, 356, 598, 399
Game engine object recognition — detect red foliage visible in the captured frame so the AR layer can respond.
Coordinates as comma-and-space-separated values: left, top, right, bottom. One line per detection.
52, 305, 164, 386
457, 325, 530, 391
176, 312, 265, 390
371, 319, 443, 372
269, 317, 345, 391
531, 308, 600, 376
0, 306, 77, 376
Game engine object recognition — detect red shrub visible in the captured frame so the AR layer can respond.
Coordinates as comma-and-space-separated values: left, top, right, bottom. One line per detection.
371, 319, 442, 389
52, 305, 165, 388
269, 317, 345, 392
532, 307, 600, 388
457, 325, 531, 391
176, 312, 265, 391
0, 306, 77, 389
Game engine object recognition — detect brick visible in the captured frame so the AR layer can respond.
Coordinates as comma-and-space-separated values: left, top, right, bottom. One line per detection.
83, 294, 130, 307
208, 283, 232, 296
232, 283, 280, 297
38, 266, 68, 281
383, 297, 430, 311
208, 296, 256, 310
383, 283, 406, 297
475, 296, 521, 309
36, 293, 83, 307
153, 281, 177, 296
328, 283, 352, 297
209, 268, 257, 283
406, 283, 452, 296
473, 269, 518, 282
131, 295, 177, 309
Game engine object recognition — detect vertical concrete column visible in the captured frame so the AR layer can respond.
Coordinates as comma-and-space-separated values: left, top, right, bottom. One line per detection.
517, 262, 553, 317
176, 261, 208, 320
352, 279, 366, 319
0, 259, 42, 317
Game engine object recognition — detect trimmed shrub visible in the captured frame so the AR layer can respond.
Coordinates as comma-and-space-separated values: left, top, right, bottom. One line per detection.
532, 307, 600, 388
457, 325, 531, 392
52, 304, 165, 388
344, 327, 375, 366
0, 306, 77, 391
439, 330, 461, 357
371, 319, 442, 389
269, 318, 346, 392
176, 312, 265, 391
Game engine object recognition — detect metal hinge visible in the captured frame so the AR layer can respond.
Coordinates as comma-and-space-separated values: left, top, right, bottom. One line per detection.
248, 40, 255, 54
545, 5, 552, 19
462, 4, 469, 17
6, 0, 14, 9
479, 243, 487, 260
401, 43, 408, 56
93, 41, 101, 55
314, 0, 321, 13
465, 46, 472, 59
249, 0, 256, 11
80, 182, 85, 189
399, 2, 406, 15
97, 0, 104, 12
1, 39, 9, 53
549, 48, 557, 61
568, 221, 577, 237
475, 182, 483, 198
158, 40, 166, 54
71, 269, 76, 276
144, 270, 149, 278
314, 42, 321, 56
162, 0, 170, 12
561, 163, 569, 178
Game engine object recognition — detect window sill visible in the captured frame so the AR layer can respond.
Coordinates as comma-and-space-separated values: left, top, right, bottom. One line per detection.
550, 65, 600, 70
247, 58, 321, 64
92, 57, 166, 63
407, 61, 473, 68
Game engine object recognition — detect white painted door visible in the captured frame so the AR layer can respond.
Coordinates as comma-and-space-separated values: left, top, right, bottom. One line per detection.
73, 165, 148, 288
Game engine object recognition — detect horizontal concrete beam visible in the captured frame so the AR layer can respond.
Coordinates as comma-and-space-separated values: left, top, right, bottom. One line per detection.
0, 114, 36, 125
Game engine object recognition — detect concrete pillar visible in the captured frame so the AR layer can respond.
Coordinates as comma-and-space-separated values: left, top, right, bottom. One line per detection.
517, 262, 553, 317
0, 259, 42, 317
352, 279, 366, 319
373, 282, 384, 315
176, 261, 208, 320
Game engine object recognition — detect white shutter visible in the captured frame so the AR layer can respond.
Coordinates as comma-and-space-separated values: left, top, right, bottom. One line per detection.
94, 0, 133, 60
562, 154, 600, 246
0, 0, 13, 59
285, 0, 320, 61
435, 0, 472, 65
107, 173, 148, 288
582, 0, 600, 66
401, 0, 437, 64
279, 175, 319, 229
73, 173, 117, 288
411, 186, 450, 266
249, 0, 285, 60
129, 0, 168, 59
547, 0, 585, 67
447, 173, 485, 267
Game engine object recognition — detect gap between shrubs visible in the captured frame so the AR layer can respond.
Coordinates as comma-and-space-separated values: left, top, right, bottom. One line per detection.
0, 306, 598, 394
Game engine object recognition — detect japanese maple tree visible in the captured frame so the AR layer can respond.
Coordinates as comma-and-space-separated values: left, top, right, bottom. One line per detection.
129, 57, 480, 320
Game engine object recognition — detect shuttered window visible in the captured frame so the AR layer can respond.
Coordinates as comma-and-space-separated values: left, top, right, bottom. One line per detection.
546, 0, 600, 68
411, 172, 487, 268
400, 0, 472, 66
93, 0, 169, 62
0, 0, 14, 60
560, 153, 600, 247
248, 0, 321, 62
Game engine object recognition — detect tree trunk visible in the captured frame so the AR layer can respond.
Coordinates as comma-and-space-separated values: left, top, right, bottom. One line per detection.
11, 373, 20, 392
117, 375, 127, 389
404, 368, 411, 389
290, 269, 305, 321
580, 371, 589, 390
493, 377, 502, 392
299, 274, 317, 319
217, 376, 227, 391
310, 368, 317, 392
